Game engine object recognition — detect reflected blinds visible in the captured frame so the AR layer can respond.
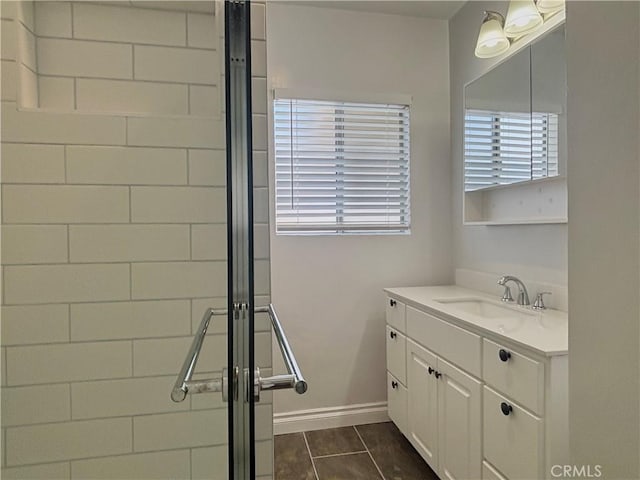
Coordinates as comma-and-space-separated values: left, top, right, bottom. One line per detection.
274, 98, 411, 234
464, 109, 559, 192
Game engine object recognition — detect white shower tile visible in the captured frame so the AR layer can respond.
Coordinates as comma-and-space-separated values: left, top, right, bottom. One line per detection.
39, 76, 74, 110
2, 185, 129, 224
131, 261, 226, 300
251, 3, 266, 41
70, 300, 190, 341
134, 45, 218, 84
69, 225, 190, 262
191, 445, 227, 480
73, 3, 186, 46
187, 12, 217, 49
253, 151, 268, 187
127, 116, 224, 149
188, 149, 226, 186
6, 341, 132, 385
1, 60, 16, 101
6, 418, 131, 465
191, 224, 226, 260
133, 410, 226, 452
1, 20, 16, 60
252, 77, 267, 114
1, 225, 68, 264
1, 462, 70, 479
1, 304, 69, 345
35, 2, 71, 38
76, 79, 188, 115
71, 376, 188, 419
2, 384, 70, 426
1, 143, 65, 183
131, 186, 226, 223
67, 146, 187, 185
4, 264, 130, 305
251, 40, 266, 77
37, 38, 132, 79
189, 85, 220, 117
71, 450, 190, 480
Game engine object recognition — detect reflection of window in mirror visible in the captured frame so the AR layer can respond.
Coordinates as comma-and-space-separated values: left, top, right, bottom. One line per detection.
464, 109, 558, 191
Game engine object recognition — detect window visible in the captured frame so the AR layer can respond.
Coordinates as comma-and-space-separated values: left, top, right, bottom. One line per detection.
274, 97, 411, 234
464, 109, 559, 192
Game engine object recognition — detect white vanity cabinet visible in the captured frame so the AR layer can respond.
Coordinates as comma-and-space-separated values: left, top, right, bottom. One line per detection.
384, 287, 568, 480
407, 338, 481, 479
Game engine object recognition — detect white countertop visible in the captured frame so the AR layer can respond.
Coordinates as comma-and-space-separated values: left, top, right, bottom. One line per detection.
384, 285, 568, 356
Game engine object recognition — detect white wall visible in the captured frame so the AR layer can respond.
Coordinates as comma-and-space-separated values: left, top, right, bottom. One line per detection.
449, 0, 568, 287
567, 2, 640, 478
266, 4, 451, 417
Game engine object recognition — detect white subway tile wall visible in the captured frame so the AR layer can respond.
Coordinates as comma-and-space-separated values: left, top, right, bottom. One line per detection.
1, 2, 272, 479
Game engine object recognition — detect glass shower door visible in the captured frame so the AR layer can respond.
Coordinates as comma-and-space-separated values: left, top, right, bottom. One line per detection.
171, 2, 306, 479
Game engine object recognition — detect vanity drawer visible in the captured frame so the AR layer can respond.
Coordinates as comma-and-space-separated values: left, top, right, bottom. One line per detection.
483, 338, 544, 415
483, 386, 543, 480
386, 326, 406, 384
387, 372, 408, 436
386, 297, 406, 332
406, 306, 481, 377
482, 461, 508, 480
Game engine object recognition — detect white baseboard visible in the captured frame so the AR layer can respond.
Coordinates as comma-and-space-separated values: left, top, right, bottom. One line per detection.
273, 402, 389, 435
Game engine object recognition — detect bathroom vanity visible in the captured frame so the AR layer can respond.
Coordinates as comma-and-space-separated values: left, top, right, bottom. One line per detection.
384, 286, 568, 480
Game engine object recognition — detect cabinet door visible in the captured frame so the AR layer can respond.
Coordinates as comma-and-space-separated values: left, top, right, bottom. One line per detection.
437, 357, 482, 480
407, 339, 439, 471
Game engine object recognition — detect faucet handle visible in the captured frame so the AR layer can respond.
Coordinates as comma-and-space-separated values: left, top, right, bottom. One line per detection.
533, 292, 552, 310
500, 285, 514, 303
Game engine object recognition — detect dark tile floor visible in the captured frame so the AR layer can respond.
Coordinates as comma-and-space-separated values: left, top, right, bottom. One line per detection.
275, 422, 439, 480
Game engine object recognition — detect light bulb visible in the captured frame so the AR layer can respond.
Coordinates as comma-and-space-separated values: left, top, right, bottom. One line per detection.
504, 0, 543, 37
536, 0, 565, 15
475, 11, 510, 59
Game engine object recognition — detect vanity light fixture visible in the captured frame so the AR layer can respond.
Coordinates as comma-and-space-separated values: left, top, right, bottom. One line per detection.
474, 11, 510, 59
504, 0, 544, 37
474, 0, 564, 59
535, 0, 565, 16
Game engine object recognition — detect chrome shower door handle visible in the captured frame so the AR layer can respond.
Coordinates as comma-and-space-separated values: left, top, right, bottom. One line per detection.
170, 308, 228, 402
252, 304, 308, 401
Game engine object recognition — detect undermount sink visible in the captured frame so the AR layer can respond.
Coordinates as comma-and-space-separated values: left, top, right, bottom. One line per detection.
433, 297, 536, 333
435, 297, 531, 318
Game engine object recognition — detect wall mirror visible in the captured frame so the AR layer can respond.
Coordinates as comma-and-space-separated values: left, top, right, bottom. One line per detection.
464, 25, 566, 193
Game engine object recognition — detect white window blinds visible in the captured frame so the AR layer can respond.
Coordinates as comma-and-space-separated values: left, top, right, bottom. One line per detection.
464, 109, 559, 192
274, 98, 411, 234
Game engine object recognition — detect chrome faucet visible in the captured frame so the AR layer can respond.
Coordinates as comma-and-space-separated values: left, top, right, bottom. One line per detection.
497, 275, 530, 306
